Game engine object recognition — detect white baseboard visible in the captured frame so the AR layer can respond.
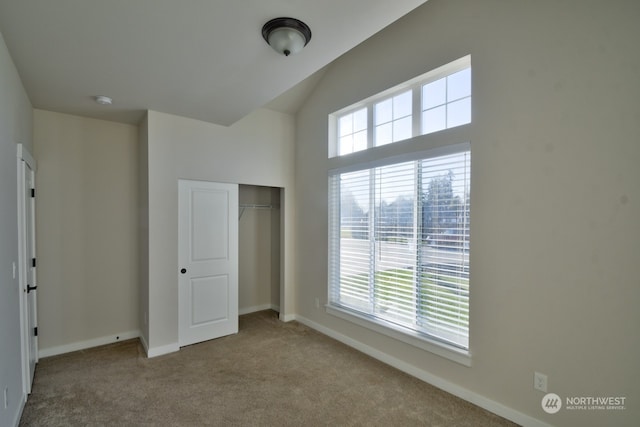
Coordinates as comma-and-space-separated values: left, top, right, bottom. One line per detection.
147, 342, 179, 358
139, 333, 178, 358
238, 304, 279, 315
38, 330, 140, 358
280, 313, 296, 322
294, 315, 551, 427
142, 303, 281, 358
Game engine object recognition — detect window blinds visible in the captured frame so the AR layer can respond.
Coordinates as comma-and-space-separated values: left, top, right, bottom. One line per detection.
329, 149, 470, 349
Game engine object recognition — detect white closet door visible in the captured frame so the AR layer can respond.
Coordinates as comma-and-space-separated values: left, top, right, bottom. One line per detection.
178, 180, 238, 347
18, 144, 38, 393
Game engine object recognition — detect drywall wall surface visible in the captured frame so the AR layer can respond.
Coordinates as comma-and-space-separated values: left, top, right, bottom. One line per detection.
0, 29, 33, 427
294, 1, 640, 426
33, 110, 139, 352
146, 108, 295, 351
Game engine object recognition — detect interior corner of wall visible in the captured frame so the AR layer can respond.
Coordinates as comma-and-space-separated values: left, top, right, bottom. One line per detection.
138, 333, 150, 356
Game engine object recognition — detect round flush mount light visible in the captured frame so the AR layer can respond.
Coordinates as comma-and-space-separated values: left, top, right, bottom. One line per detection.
94, 95, 113, 105
262, 17, 311, 57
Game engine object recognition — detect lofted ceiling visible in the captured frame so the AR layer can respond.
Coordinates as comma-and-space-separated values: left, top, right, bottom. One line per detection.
0, 0, 428, 126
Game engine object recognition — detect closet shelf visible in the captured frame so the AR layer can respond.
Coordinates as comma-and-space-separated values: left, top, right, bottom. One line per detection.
238, 204, 279, 219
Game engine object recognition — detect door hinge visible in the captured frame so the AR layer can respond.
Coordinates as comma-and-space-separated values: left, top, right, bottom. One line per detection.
32, 258, 36, 268
31, 188, 35, 198
34, 327, 38, 337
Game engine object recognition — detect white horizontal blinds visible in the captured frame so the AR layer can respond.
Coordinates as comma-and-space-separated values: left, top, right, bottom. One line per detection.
329, 57, 472, 349
373, 161, 417, 325
334, 169, 372, 312
329, 149, 470, 349
417, 151, 470, 348
328, 175, 341, 305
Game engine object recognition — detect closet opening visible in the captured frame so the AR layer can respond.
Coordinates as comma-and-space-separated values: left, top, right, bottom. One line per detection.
238, 184, 281, 316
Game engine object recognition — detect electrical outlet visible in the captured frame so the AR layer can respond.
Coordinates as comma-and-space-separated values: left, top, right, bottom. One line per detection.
315, 298, 320, 309
534, 371, 548, 392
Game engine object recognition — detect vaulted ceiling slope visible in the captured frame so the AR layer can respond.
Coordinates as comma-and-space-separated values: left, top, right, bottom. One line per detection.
0, 0, 428, 126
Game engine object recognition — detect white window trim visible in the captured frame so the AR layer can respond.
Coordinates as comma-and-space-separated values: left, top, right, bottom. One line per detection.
327, 142, 471, 365
329, 141, 470, 176
326, 305, 471, 367
327, 56, 472, 366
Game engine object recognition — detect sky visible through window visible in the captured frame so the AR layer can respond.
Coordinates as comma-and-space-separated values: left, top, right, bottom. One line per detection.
375, 90, 412, 146
338, 108, 367, 155
422, 68, 471, 134
337, 66, 471, 156
334, 149, 471, 348
330, 58, 472, 350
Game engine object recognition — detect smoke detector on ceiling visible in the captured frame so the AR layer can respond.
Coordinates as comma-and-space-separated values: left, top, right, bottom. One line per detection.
94, 95, 113, 105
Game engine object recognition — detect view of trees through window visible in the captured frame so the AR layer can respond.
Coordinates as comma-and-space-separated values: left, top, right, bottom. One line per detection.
329, 57, 471, 350
340, 155, 470, 247
334, 151, 470, 348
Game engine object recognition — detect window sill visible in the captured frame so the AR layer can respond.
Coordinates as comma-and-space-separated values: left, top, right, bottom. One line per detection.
326, 305, 471, 367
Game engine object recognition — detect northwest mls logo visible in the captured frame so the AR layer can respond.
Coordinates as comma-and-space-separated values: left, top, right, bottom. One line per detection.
542, 393, 562, 414
542, 393, 627, 414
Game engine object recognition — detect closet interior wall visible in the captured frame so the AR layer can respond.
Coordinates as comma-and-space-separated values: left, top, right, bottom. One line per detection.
238, 184, 281, 315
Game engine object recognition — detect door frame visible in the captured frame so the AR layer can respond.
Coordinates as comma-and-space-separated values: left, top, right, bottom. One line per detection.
17, 143, 37, 394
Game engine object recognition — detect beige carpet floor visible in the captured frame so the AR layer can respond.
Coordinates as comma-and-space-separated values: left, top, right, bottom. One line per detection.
20, 310, 518, 426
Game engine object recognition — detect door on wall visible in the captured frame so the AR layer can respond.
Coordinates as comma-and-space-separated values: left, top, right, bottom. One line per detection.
18, 144, 37, 393
178, 180, 238, 347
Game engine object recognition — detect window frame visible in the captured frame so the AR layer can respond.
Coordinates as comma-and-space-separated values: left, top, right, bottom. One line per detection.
326, 56, 472, 365
328, 143, 471, 366
328, 55, 471, 159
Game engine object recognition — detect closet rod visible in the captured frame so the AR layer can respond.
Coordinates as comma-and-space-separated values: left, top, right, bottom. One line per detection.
239, 203, 275, 209
238, 203, 279, 220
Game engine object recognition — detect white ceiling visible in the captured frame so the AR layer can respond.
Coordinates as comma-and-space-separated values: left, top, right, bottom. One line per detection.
0, 0, 428, 126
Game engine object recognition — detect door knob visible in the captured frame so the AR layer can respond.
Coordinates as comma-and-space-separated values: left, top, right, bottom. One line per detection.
27, 284, 37, 293
180, 268, 187, 274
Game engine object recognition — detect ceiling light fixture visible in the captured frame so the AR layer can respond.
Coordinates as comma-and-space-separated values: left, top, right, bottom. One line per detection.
94, 95, 113, 105
262, 17, 311, 57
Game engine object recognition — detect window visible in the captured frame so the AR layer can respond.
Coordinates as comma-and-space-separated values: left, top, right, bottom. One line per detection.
327, 56, 471, 358
329, 56, 471, 158
422, 68, 471, 134
338, 108, 367, 156
329, 148, 470, 350
375, 90, 412, 146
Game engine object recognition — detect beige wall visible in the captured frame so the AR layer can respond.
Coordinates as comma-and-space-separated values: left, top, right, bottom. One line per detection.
0, 30, 33, 427
295, 1, 640, 426
145, 109, 295, 353
239, 185, 280, 313
33, 110, 139, 354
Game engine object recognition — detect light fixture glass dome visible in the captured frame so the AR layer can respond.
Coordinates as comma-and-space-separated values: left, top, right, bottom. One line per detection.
262, 18, 311, 57
267, 28, 306, 56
